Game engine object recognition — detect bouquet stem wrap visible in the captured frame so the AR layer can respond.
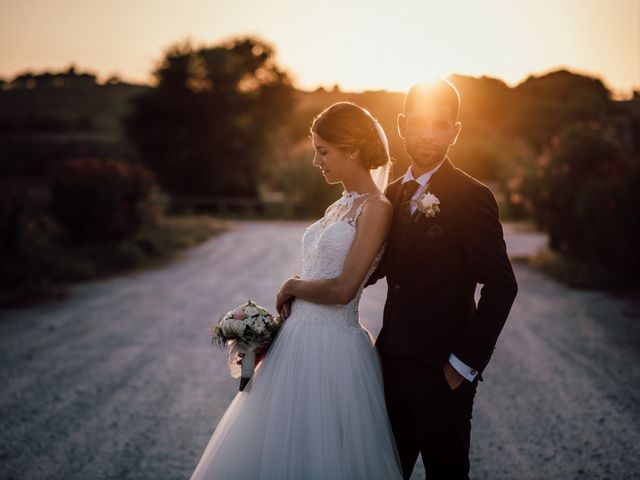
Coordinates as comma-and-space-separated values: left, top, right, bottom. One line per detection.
228, 342, 257, 391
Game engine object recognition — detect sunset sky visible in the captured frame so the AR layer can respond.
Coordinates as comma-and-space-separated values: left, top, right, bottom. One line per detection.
1, 0, 639, 95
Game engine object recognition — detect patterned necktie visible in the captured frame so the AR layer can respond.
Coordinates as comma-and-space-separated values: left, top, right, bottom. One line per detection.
400, 180, 420, 216
397, 180, 420, 240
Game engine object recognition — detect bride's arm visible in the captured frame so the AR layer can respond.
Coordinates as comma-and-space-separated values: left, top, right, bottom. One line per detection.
276, 195, 393, 309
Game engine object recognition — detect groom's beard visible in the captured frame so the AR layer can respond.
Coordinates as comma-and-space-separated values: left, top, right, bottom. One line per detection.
405, 142, 448, 170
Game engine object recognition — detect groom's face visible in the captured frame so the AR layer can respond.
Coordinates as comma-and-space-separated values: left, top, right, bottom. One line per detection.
398, 103, 461, 171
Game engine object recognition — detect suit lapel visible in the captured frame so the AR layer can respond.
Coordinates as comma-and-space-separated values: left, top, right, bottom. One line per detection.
384, 179, 404, 277
397, 158, 457, 264
389, 178, 404, 216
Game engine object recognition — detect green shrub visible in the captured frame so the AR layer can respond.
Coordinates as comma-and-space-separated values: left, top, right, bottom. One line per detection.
0, 185, 34, 252
50, 159, 157, 242
517, 123, 640, 284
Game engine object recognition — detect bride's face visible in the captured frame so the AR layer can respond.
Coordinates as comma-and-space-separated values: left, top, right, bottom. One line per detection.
312, 132, 355, 185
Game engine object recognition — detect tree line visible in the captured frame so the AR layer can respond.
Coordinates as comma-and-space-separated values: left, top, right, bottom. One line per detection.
1, 36, 639, 290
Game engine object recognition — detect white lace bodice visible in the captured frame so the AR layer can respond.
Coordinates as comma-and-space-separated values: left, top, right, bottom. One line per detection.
288, 191, 385, 329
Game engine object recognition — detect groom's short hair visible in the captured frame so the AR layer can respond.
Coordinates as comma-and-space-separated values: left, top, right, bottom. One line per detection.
404, 80, 460, 122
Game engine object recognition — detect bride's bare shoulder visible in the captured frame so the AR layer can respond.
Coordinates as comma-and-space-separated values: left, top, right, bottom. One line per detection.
360, 193, 393, 221
367, 192, 393, 209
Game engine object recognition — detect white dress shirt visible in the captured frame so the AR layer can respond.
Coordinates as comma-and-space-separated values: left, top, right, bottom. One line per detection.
401, 161, 479, 382
401, 161, 444, 216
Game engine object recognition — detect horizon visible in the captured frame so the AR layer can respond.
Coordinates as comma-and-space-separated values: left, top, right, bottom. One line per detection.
2, 63, 635, 100
1, 0, 639, 96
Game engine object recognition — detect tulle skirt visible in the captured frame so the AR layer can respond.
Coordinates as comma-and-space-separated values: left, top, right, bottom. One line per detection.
190, 303, 403, 479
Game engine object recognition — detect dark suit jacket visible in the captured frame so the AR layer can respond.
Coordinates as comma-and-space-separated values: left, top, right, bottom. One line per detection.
371, 158, 518, 375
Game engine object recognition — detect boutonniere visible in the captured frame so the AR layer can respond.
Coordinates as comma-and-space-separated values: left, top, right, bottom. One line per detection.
415, 192, 440, 218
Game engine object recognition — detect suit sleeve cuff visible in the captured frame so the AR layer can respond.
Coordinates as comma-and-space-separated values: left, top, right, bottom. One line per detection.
448, 353, 478, 382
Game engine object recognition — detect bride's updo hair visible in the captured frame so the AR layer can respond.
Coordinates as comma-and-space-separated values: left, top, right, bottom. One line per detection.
310, 102, 390, 170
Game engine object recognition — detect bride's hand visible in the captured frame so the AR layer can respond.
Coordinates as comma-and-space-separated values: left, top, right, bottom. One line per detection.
275, 291, 293, 320
279, 298, 293, 320
276, 276, 300, 320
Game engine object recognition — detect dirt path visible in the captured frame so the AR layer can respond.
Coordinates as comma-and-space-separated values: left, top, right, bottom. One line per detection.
1, 221, 638, 479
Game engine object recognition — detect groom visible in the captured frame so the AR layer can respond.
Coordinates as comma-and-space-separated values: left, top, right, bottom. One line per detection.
369, 80, 518, 479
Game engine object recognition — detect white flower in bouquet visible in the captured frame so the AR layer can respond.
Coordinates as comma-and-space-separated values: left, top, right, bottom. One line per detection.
253, 319, 266, 334
231, 320, 247, 335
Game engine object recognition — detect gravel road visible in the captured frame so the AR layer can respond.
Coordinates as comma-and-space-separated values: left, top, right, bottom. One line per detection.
1, 221, 639, 480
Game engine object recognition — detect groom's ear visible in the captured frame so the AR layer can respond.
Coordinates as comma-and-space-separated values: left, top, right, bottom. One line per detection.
450, 121, 462, 145
397, 114, 406, 139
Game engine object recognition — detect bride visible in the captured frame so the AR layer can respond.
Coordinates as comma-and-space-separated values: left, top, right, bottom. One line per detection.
190, 102, 403, 479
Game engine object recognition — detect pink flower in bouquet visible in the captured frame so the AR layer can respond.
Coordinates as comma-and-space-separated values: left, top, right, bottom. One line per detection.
232, 309, 245, 320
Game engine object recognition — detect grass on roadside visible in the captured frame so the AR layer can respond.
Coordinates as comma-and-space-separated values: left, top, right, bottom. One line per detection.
520, 248, 636, 290
0, 215, 228, 308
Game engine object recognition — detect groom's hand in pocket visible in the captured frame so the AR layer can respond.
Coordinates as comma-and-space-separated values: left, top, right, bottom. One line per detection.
443, 362, 465, 390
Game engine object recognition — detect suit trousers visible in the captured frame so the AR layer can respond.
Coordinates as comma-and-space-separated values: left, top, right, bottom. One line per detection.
381, 355, 478, 480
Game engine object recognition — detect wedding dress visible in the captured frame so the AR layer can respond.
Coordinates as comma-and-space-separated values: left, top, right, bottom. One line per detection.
190, 191, 403, 480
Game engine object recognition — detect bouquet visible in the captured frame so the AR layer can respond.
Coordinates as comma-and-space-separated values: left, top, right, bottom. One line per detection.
211, 300, 282, 391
